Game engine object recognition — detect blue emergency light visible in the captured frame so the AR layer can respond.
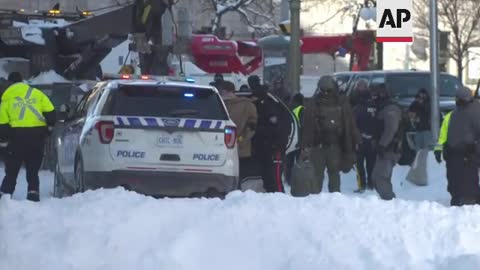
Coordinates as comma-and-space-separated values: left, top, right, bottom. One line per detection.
184, 93, 194, 98
185, 77, 196, 83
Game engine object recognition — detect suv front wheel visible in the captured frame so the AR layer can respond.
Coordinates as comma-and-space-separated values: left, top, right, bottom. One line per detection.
53, 164, 67, 198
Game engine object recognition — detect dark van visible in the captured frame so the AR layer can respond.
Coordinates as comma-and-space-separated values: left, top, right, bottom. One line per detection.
333, 70, 463, 113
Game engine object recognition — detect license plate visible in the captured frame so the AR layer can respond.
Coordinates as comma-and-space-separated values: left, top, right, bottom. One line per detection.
157, 134, 183, 148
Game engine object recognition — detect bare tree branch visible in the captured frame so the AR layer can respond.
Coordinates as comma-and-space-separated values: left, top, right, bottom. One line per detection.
415, 0, 480, 81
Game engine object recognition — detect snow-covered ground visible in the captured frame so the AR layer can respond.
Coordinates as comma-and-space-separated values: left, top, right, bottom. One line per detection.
2, 155, 480, 270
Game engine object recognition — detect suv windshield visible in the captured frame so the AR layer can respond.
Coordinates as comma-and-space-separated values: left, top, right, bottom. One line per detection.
36, 85, 84, 108
103, 85, 229, 120
386, 74, 461, 98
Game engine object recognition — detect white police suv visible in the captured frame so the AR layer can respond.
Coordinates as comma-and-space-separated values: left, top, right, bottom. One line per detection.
53, 75, 239, 198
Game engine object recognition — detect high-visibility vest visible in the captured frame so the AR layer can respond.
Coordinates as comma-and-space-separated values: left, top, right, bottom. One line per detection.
0, 83, 54, 128
434, 111, 452, 151
292, 105, 304, 126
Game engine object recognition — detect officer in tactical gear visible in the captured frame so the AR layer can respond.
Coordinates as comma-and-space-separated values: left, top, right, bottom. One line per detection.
439, 87, 480, 206
301, 76, 359, 193
370, 83, 403, 200
352, 79, 377, 193
0, 72, 56, 201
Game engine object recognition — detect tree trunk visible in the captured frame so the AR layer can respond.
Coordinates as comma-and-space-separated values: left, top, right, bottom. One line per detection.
212, 15, 223, 36
456, 58, 463, 83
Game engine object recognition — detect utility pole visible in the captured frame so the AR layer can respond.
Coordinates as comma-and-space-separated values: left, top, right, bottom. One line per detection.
289, 0, 301, 94
430, 0, 440, 142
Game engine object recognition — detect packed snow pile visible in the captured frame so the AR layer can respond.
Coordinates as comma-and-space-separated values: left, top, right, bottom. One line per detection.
1, 189, 480, 270
29, 70, 70, 84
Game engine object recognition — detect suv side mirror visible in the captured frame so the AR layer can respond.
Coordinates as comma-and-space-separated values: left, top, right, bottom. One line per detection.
58, 104, 71, 122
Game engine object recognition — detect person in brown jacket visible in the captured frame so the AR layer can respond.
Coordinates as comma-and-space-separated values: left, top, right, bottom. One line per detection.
220, 81, 258, 181
301, 76, 359, 193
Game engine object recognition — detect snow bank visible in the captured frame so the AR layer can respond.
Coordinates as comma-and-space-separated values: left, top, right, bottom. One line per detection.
1, 189, 480, 270
29, 70, 70, 84
0, 154, 464, 269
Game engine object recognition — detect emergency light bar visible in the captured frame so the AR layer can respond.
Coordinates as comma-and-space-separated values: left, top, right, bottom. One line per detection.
102, 73, 196, 83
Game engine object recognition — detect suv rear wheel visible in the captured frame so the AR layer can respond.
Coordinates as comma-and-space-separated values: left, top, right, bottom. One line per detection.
74, 157, 85, 193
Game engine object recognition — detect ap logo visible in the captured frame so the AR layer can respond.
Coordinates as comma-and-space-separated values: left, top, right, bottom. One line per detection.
376, 0, 413, 42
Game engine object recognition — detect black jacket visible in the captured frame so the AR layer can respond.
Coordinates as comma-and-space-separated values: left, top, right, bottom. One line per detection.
253, 91, 290, 150
409, 100, 431, 131
353, 97, 377, 138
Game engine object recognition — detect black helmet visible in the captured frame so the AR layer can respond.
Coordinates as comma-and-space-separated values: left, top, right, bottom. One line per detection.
316, 75, 338, 96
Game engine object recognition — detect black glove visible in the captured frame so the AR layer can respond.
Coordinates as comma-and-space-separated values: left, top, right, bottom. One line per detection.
434, 150, 442, 164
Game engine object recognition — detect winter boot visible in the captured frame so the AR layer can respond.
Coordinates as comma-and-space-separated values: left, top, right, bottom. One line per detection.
367, 182, 375, 190
27, 191, 40, 202
0, 192, 12, 200
354, 187, 366, 193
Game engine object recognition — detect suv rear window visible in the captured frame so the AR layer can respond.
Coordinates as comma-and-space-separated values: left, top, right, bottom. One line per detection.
386, 74, 461, 98
103, 85, 229, 120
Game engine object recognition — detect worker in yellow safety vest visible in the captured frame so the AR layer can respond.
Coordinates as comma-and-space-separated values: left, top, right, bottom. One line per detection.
285, 93, 304, 184
433, 111, 452, 164
0, 72, 56, 202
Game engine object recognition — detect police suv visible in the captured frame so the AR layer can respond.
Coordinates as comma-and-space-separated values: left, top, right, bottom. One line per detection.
53, 74, 239, 198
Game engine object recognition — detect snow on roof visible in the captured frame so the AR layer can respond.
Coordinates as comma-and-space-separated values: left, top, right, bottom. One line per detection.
13, 19, 70, 45
13, 19, 70, 28
0, 62, 7, 78
28, 70, 70, 84
0, 58, 29, 79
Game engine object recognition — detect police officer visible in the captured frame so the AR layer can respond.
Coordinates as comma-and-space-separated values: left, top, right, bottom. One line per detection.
252, 80, 290, 193
0, 72, 56, 201
370, 83, 403, 200
436, 87, 480, 206
352, 81, 377, 193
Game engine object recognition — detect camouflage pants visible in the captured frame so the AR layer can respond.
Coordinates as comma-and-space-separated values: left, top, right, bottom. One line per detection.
310, 144, 341, 193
